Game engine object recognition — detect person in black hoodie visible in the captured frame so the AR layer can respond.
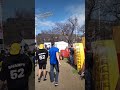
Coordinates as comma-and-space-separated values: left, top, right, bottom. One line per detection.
0, 43, 32, 90
36, 44, 48, 82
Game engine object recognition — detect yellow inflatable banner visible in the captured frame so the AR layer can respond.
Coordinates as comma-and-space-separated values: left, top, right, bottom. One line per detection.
81, 37, 85, 48
74, 43, 85, 72
91, 40, 119, 90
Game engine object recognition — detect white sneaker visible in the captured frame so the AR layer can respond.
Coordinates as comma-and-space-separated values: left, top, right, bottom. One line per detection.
80, 72, 84, 77
43, 78, 47, 81
54, 82, 58, 86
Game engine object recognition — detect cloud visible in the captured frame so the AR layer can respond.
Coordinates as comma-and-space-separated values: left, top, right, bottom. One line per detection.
65, 4, 85, 27
38, 20, 55, 27
35, 16, 56, 35
35, 16, 55, 27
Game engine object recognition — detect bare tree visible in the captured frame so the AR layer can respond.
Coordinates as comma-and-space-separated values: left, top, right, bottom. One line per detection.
36, 17, 82, 44
55, 17, 78, 44
101, 0, 120, 21
86, 0, 120, 26
77, 24, 85, 35
85, 0, 119, 42
36, 29, 61, 44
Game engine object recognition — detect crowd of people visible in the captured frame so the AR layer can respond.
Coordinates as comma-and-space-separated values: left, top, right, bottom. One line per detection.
0, 42, 62, 90
35, 43, 61, 86
35, 43, 83, 86
0, 41, 88, 90
63, 44, 85, 79
35, 42, 94, 90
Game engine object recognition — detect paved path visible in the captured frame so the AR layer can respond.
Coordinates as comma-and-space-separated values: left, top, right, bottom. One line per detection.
35, 59, 85, 90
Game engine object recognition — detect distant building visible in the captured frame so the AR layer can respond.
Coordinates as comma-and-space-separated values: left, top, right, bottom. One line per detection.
44, 42, 51, 49
36, 33, 81, 44
55, 41, 68, 51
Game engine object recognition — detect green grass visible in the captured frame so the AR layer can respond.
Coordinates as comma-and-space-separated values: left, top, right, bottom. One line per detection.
63, 58, 69, 63
62, 58, 78, 74
72, 69, 78, 74
63, 58, 68, 60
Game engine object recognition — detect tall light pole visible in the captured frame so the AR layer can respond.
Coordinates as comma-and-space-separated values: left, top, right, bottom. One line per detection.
36, 12, 53, 19
35, 11, 53, 45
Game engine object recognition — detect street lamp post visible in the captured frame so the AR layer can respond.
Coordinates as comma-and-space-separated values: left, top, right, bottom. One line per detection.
35, 11, 53, 45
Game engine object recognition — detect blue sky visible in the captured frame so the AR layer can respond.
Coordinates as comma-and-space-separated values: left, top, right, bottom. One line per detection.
35, 0, 85, 35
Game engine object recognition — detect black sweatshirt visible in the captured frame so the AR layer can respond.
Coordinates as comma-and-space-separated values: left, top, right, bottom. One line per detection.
36, 49, 48, 64
0, 54, 32, 90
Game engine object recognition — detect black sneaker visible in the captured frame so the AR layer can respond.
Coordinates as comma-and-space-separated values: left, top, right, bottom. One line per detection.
51, 81, 54, 84
38, 77, 41, 82
43, 78, 47, 81
54, 82, 58, 86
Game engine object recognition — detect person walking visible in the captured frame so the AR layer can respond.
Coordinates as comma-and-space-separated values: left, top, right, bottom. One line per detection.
36, 44, 48, 82
0, 43, 32, 90
49, 42, 61, 86
69, 44, 74, 65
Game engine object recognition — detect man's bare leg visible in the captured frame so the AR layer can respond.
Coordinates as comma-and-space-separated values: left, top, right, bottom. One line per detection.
38, 69, 42, 82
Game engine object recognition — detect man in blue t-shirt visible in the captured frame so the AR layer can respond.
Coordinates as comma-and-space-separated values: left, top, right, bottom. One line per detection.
49, 43, 61, 86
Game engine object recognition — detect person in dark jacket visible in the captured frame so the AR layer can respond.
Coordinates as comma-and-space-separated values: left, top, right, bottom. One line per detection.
69, 44, 74, 65
0, 43, 32, 90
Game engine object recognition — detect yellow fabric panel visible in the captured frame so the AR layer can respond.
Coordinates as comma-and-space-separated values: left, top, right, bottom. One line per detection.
113, 26, 120, 53
74, 48, 77, 65
73, 43, 77, 65
91, 40, 119, 90
81, 37, 85, 48
74, 43, 85, 72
